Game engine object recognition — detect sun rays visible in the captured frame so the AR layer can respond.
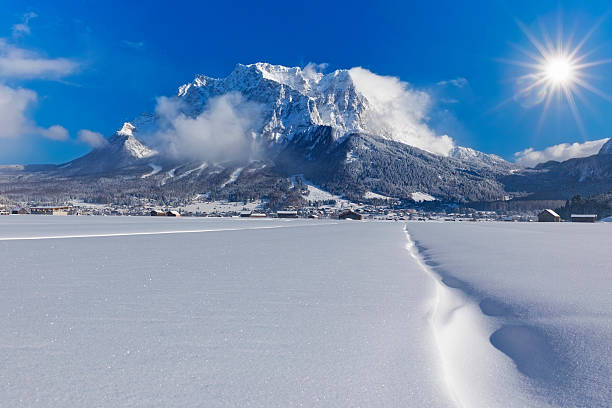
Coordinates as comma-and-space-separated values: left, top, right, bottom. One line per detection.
500, 14, 611, 134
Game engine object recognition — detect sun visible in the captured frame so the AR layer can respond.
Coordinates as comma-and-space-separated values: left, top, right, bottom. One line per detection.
500, 16, 611, 133
544, 56, 574, 84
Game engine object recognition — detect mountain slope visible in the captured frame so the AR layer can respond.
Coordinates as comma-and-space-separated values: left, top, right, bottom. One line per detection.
502, 142, 612, 199
276, 126, 506, 202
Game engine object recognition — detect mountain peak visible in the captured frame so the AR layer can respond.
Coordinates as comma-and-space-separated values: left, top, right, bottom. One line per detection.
117, 122, 136, 137
106, 122, 156, 159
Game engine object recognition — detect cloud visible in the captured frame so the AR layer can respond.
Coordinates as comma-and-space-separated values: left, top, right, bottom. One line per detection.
348, 67, 455, 156
12, 12, 38, 38
514, 138, 610, 167
145, 92, 263, 162
302, 62, 328, 80
437, 77, 468, 88
78, 129, 107, 147
120, 40, 145, 50
40, 125, 69, 141
0, 16, 78, 153
0, 39, 79, 79
12, 24, 31, 37
0, 83, 37, 138
0, 83, 69, 140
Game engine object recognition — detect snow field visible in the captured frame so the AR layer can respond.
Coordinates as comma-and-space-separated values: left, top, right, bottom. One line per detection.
405, 221, 612, 408
2, 217, 608, 407
0, 218, 452, 407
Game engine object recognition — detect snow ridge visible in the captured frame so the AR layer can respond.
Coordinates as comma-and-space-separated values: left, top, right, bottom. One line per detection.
403, 226, 541, 408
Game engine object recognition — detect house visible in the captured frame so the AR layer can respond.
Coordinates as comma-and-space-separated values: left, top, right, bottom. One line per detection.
339, 209, 363, 220
571, 214, 597, 223
240, 211, 252, 217
250, 213, 266, 218
12, 208, 30, 215
277, 210, 298, 218
150, 210, 166, 216
166, 210, 181, 217
30, 206, 70, 215
0, 209, 9, 215
538, 209, 560, 222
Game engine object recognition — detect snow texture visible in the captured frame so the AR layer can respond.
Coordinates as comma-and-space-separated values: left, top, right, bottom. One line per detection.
1, 217, 609, 407
0, 217, 450, 407
405, 221, 612, 408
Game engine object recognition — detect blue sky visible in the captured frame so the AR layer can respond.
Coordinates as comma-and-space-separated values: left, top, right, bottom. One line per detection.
1, 0, 611, 165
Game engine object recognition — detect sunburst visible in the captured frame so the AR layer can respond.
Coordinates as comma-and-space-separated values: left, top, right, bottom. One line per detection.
502, 15, 611, 133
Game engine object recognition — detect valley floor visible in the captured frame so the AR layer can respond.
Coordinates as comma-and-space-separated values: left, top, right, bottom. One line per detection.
0, 217, 609, 407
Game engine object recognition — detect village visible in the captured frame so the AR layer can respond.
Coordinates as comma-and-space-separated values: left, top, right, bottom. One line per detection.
0, 200, 601, 222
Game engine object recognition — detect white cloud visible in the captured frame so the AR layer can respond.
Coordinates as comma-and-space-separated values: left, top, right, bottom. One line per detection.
40, 125, 69, 141
0, 22, 78, 145
78, 129, 107, 147
302, 62, 328, 80
437, 77, 468, 88
0, 83, 36, 138
12, 12, 38, 38
0, 84, 69, 141
514, 138, 610, 167
0, 39, 79, 79
145, 92, 263, 162
348, 67, 455, 156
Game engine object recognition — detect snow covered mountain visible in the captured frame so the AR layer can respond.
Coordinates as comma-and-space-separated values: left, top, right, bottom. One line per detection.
63, 123, 157, 175
3, 63, 527, 204
165, 63, 502, 160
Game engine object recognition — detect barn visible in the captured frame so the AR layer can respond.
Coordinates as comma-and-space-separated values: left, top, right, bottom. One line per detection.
277, 210, 298, 218
571, 214, 597, 223
538, 209, 560, 222
166, 210, 181, 217
339, 209, 363, 220
30, 206, 70, 215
